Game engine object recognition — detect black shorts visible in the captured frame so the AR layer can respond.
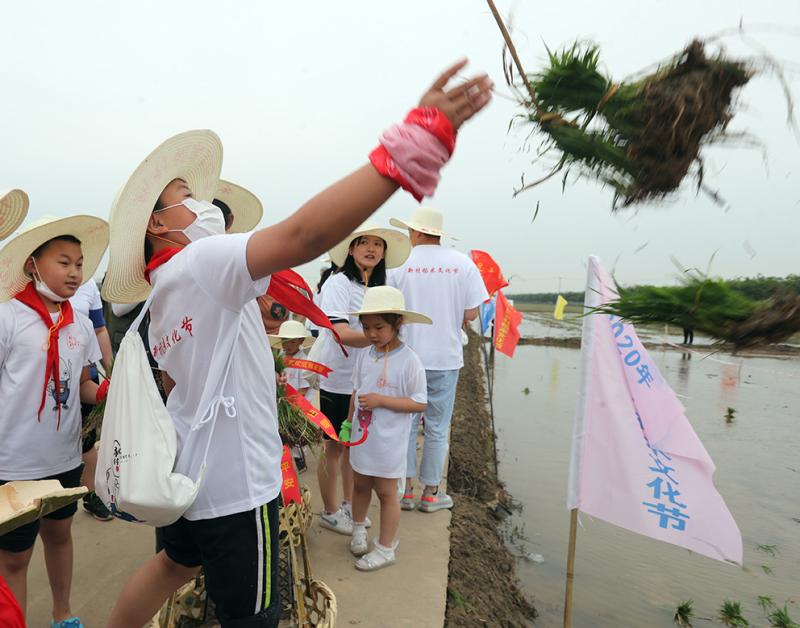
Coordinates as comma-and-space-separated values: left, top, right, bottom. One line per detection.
0, 465, 84, 553
319, 389, 351, 441
159, 498, 280, 626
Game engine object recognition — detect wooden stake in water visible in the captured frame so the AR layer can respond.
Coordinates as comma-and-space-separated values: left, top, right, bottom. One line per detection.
563, 508, 579, 628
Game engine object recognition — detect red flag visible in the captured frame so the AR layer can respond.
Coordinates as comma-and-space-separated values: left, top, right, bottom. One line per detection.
470, 250, 509, 297
494, 291, 522, 357
279, 445, 302, 505
267, 268, 347, 357
285, 383, 340, 441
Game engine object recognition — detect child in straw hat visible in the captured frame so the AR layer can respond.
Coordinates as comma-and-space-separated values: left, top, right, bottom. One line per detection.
343, 286, 430, 571
0, 212, 109, 628
315, 220, 410, 536
269, 320, 315, 399
103, 60, 491, 627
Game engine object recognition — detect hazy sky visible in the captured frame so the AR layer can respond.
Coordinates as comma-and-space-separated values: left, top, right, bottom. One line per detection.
1, 1, 798, 292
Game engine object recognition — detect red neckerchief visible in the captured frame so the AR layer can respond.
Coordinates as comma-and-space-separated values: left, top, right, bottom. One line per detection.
144, 247, 183, 283
14, 281, 74, 429
143, 246, 346, 355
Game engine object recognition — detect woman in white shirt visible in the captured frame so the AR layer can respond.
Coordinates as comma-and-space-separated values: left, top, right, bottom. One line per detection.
315, 222, 410, 535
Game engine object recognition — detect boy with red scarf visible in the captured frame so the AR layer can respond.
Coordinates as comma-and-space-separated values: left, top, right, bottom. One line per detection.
0, 214, 110, 628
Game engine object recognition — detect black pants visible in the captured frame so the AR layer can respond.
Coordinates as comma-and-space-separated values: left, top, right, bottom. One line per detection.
682, 328, 694, 345
159, 498, 280, 627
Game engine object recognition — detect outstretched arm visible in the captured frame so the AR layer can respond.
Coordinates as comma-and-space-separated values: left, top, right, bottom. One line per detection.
245, 60, 492, 280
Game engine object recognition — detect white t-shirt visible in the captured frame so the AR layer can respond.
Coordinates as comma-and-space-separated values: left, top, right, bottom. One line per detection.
316, 272, 366, 394
69, 281, 101, 318
148, 233, 281, 520
388, 245, 489, 370
349, 343, 427, 479
0, 300, 101, 479
283, 348, 311, 391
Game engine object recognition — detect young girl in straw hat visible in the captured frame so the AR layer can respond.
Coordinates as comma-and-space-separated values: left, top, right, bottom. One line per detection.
103, 60, 491, 627
0, 211, 109, 628
315, 221, 410, 536
344, 286, 430, 571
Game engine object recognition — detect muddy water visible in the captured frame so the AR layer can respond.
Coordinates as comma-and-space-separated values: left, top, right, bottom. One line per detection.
493, 342, 799, 627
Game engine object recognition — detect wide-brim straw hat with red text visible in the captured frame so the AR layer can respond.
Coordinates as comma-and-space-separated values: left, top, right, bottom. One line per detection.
0, 189, 29, 240
215, 179, 263, 233
101, 130, 223, 304
347, 285, 432, 325
390, 206, 455, 239
0, 214, 109, 303
327, 221, 411, 269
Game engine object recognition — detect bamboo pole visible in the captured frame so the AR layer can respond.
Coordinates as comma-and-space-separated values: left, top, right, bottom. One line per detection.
563, 508, 579, 628
485, 0, 537, 102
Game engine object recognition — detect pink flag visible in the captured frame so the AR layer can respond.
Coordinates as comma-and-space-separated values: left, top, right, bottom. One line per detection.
567, 256, 742, 565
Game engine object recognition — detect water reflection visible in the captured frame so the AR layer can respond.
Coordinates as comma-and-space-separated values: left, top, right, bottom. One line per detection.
493, 345, 800, 627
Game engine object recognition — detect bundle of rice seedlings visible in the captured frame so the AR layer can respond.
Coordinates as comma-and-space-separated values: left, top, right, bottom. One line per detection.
82, 361, 113, 438
515, 40, 750, 208
274, 352, 322, 448
486, 1, 760, 208
596, 277, 800, 348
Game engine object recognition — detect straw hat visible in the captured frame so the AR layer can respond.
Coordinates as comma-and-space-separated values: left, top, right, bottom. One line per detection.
390, 206, 454, 239
0, 189, 29, 240
0, 215, 109, 303
328, 221, 411, 269
269, 320, 315, 348
215, 179, 263, 233
102, 130, 223, 304
347, 286, 432, 324
0, 480, 87, 537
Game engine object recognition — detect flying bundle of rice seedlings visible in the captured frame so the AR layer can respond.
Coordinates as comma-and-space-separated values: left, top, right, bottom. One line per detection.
485, 0, 767, 209
596, 277, 800, 348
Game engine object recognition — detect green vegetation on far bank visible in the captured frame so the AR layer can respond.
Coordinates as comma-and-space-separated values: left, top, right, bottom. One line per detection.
509, 274, 800, 305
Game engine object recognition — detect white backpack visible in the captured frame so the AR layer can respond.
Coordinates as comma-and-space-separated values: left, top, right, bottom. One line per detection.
95, 294, 241, 527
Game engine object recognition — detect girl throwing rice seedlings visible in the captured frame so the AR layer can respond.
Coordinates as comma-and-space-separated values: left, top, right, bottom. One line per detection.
345, 286, 430, 571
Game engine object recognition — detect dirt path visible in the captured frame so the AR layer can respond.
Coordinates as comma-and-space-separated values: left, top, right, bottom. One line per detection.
445, 332, 536, 627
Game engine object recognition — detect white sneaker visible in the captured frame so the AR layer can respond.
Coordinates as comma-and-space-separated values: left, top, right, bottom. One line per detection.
401, 491, 416, 511
319, 509, 353, 535
350, 526, 369, 556
419, 492, 454, 513
342, 501, 372, 528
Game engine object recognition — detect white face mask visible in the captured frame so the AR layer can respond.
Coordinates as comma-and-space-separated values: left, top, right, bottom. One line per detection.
31, 258, 67, 303
160, 198, 226, 242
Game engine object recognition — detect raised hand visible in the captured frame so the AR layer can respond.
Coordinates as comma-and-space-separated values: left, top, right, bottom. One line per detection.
419, 59, 493, 130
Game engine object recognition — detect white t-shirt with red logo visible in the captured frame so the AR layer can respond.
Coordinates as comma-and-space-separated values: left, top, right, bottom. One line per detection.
388, 245, 489, 370
0, 300, 101, 479
349, 343, 427, 479
148, 233, 281, 521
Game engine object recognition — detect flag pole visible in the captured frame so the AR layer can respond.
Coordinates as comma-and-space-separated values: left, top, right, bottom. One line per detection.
563, 507, 579, 628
